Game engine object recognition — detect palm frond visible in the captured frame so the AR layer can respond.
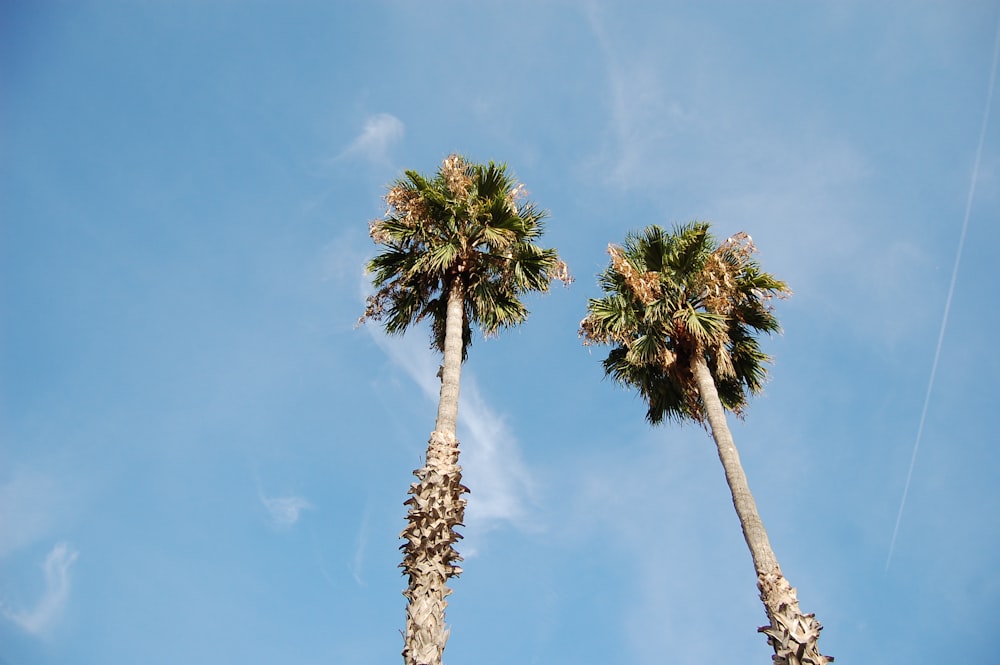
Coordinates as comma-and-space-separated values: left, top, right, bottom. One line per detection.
580, 294, 642, 347
474, 161, 509, 200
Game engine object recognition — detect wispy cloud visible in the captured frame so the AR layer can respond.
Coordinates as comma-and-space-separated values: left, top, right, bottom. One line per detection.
365, 329, 537, 541
351, 502, 371, 586
583, 1, 692, 191
454, 379, 536, 531
260, 494, 314, 528
2, 542, 78, 636
337, 113, 405, 166
582, 1, 871, 222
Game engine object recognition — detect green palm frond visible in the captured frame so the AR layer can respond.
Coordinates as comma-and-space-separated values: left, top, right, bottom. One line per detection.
625, 333, 666, 367
582, 222, 787, 423
417, 241, 460, 274
603, 347, 694, 424
675, 306, 727, 345
469, 278, 529, 337
661, 221, 711, 281
581, 294, 642, 346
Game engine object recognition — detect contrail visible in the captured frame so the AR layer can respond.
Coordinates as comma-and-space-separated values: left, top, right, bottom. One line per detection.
886, 19, 1000, 571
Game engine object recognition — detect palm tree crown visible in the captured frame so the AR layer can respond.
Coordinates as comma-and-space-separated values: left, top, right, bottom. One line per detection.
580, 221, 789, 423
362, 154, 570, 356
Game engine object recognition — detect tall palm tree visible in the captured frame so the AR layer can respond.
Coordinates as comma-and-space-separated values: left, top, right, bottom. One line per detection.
360, 155, 570, 665
580, 222, 832, 665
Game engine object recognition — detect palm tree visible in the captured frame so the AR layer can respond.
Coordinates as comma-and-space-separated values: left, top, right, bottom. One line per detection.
360, 155, 570, 665
580, 222, 832, 665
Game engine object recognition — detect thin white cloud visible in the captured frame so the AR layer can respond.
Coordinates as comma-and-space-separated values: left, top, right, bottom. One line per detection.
455, 379, 536, 530
261, 494, 314, 528
2, 542, 78, 636
351, 503, 370, 586
583, 1, 690, 191
338, 113, 405, 165
582, 1, 872, 216
365, 329, 537, 541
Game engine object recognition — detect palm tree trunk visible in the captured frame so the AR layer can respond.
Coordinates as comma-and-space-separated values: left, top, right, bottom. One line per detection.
691, 357, 833, 665
400, 279, 468, 665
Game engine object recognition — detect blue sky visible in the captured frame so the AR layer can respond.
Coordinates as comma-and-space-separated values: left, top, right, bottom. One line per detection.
2, 2, 999, 663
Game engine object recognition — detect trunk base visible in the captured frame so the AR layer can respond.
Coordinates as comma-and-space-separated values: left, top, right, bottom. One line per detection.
400, 431, 468, 665
757, 567, 833, 665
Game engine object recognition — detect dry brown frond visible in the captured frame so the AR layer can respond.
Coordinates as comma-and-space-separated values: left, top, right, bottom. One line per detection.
508, 182, 528, 201
369, 219, 392, 244
357, 291, 388, 327
701, 231, 755, 315
441, 154, 473, 198
506, 182, 528, 214
721, 231, 756, 259
609, 244, 660, 305
714, 342, 736, 379
550, 259, 573, 286
385, 184, 431, 226
578, 315, 605, 346
701, 257, 734, 315
578, 312, 634, 348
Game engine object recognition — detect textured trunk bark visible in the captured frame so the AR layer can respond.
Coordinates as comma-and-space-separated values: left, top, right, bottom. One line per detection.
400, 279, 468, 665
691, 357, 833, 665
